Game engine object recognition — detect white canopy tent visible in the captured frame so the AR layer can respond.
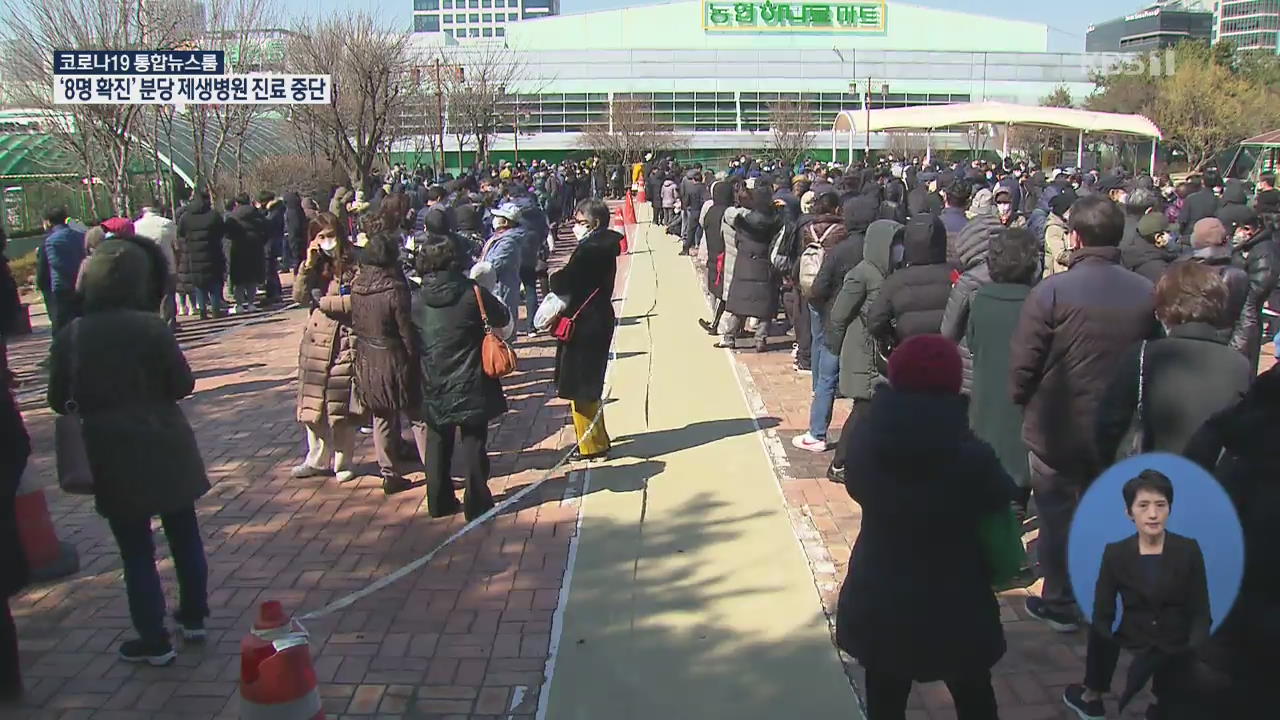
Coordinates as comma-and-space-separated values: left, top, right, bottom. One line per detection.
831, 101, 1163, 171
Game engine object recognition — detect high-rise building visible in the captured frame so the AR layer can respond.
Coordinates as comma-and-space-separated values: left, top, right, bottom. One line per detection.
1213, 0, 1280, 52
412, 0, 560, 40
1086, 1, 1214, 52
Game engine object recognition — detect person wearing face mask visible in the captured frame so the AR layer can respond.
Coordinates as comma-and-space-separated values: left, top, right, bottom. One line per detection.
470, 204, 523, 340
1121, 212, 1178, 285
551, 200, 623, 460
1227, 212, 1279, 371
291, 212, 362, 483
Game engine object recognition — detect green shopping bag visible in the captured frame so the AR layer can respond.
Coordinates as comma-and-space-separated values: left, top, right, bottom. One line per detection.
979, 507, 1028, 591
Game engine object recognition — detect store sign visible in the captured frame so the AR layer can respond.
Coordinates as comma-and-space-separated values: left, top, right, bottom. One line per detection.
703, 0, 887, 33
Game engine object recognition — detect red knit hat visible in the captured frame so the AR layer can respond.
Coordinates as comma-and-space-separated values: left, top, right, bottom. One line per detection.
100, 217, 134, 238
887, 334, 962, 395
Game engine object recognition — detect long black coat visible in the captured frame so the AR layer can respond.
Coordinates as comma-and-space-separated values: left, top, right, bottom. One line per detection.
836, 387, 1014, 680
414, 271, 509, 427
867, 214, 952, 347
283, 192, 308, 267
550, 228, 621, 403
1184, 367, 1280, 715
175, 195, 226, 290
47, 240, 209, 520
701, 181, 736, 300
0, 381, 30, 599
226, 204, 268, 286
725, 207, 782, 320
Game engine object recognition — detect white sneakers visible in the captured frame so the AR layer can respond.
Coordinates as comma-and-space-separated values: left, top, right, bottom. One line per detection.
792, 433, 828, 453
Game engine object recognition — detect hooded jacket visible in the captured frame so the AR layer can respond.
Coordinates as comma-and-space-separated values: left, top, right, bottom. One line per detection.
701, 180, 735, 300
1119, 234, 1177, 285
1216, 180, 1252, 230
827, 220, 902, 400
226, 203, 269, 286
941, 213, 1000, 394
47, 239, 208, 520
175, 194, 226, 289
867, 214, 952, 346
283, 192, 308, 265
725, 192, 783, 320
414, 270, 509, 427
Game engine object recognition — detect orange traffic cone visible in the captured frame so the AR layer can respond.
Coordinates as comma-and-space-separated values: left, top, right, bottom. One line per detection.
636, 184, 647, 205
611, 208, 629, 255
623, 192, 638, 226
14, 467, 80, 581
241, 601, 324, 719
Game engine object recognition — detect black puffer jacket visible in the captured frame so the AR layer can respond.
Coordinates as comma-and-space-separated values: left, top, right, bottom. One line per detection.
175, 194, 226, 290
1229, 229, 1279, 369
414, 271, 510, 427
725, 194, 783, 320
1179, 188, 1220, 233
867, 214, 952, 348
1120, 236, 1177, 285
283, 192, 308, 266
941, 213, 999, 394
836, 386, 1013, 681
1182, 248, 1249, 336
226, 204, 268, 286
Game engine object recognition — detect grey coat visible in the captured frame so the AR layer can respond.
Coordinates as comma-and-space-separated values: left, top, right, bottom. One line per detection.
941, 213, 1000, 395
827, 220, 902, 400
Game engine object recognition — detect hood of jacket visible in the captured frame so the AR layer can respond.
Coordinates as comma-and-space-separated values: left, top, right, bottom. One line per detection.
283, 192, 303, 211
806, 214, 846, 249
845, 195, 879, 233
79, 238, 163, 313
901, 214, 947, 266
737, 206, 783, 240
353, 265, 404, 295
1221, 179, 1247, 205
231, 204, 263, 223
1121, 235, 1177, 269
710, 180, 736, 207
862, 219, 903, 277
419, 270, 470, 308
956, 214, 999, 269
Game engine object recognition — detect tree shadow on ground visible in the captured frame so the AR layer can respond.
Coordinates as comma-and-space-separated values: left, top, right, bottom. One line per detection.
606, 417, 780, 462
193, 363, 267, 380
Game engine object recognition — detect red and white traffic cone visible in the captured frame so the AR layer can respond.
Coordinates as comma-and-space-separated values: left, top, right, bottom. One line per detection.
623, 191, 638, 226
14, 467, 79, 582
240, 601, 324, 720
611, 207, 630, 255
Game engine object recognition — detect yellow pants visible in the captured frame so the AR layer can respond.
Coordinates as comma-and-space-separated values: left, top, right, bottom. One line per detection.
571, 399, 611, 456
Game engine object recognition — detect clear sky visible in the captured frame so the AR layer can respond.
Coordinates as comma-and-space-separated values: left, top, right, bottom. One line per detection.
281, 0, 1151, 53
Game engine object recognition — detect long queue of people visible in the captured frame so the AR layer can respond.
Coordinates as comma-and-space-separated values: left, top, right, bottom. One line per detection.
671, 154, 1278, 719
0, 167, 624, 681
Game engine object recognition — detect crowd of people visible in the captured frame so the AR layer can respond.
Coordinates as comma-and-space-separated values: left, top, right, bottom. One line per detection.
1, 148, 1277, 717
655, 152, 1276, 719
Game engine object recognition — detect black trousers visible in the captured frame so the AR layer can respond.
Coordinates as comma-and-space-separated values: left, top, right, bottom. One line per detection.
0, 598, 17, 694
783, 287, 812, 368
1083, 626, 1122, 692
832, 398, 869, 470
864, 667, 998, 720
425, 422, 494, 521
44, 289, 78, 337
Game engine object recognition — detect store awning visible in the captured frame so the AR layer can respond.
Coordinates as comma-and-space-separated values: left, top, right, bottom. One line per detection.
1240, 129, 1280, 146
832, 101, 1162, 139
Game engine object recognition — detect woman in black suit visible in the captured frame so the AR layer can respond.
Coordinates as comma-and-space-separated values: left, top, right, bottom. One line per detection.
1064, 470, 1211, 720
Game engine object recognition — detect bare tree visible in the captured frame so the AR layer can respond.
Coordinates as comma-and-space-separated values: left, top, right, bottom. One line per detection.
580, 98, 687, 165
885, 131, 930, 161
439, 43, 541, 169
765, 100, 815, 171
287, 12, 414, 189
2, 0, 190, 215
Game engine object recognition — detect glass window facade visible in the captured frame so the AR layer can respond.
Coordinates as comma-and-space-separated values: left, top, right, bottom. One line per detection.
413, 14, 439, 32
414, 0, 439, 9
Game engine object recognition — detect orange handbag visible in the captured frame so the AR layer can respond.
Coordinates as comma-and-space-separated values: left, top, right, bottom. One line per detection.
474, 285, 517, 378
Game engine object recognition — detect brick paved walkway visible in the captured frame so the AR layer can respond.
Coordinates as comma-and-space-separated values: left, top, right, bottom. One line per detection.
3, 230, 605, 719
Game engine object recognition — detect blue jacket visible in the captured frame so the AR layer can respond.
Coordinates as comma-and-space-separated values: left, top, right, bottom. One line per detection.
482, 229, 523, 321
43, 224, 86, 293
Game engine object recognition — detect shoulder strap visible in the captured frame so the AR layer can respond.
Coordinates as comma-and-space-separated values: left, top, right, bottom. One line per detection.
1135, 340, 1147, 423
472, 284, 492, 331
570, 288, 601, 321
68, 318, 81, 412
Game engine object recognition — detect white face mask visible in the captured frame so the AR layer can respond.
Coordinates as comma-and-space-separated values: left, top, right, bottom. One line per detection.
572, 223, 590, 241
997, 202, 1013, 216
319, 238, 337, 253
1233, 230, 1250, 246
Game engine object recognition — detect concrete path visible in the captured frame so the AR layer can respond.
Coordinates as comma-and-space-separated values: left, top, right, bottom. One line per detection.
542, 224, 861, 719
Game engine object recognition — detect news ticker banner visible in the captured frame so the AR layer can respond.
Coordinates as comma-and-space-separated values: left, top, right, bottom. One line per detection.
52, 50, 330, 105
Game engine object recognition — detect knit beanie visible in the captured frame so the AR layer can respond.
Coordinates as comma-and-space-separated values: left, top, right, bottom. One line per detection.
887, 334, 962, 395
1190, 218, 1227, 249
1136, 212, 1168, 241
